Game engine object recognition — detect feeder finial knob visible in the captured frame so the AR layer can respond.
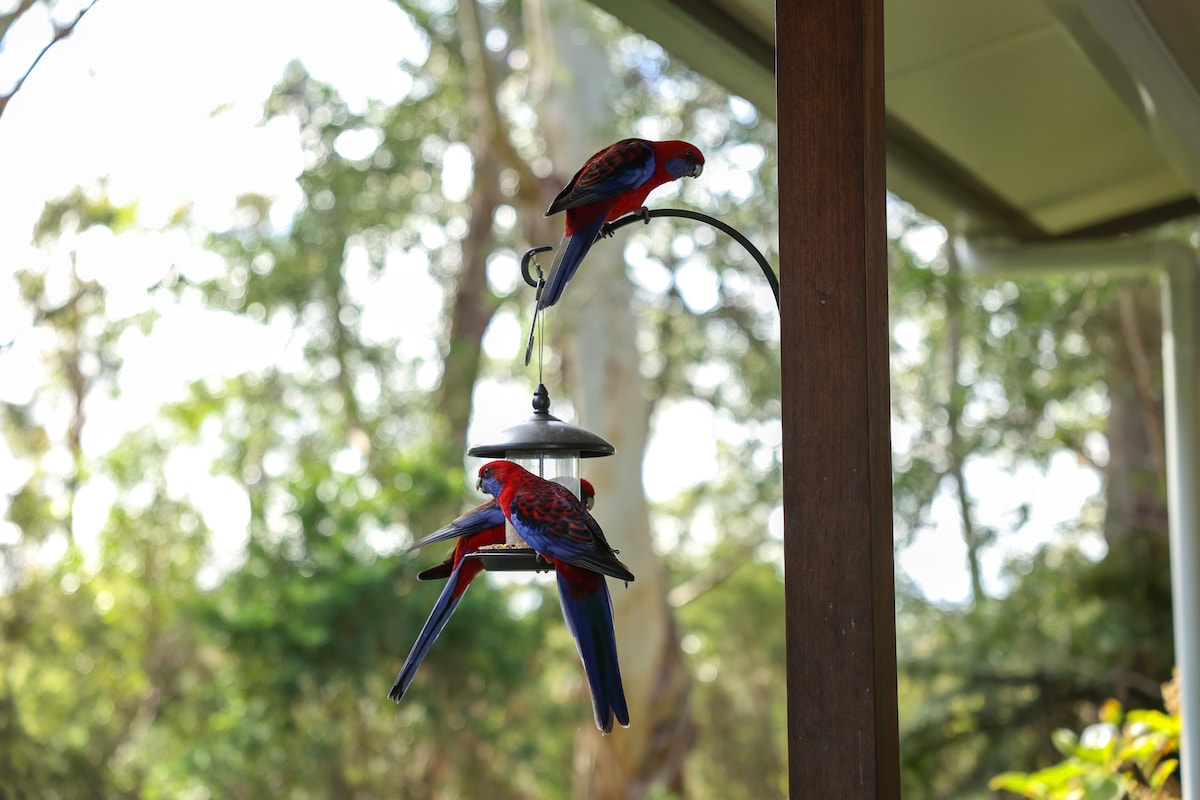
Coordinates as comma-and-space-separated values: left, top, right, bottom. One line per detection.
532, 383, 551, 415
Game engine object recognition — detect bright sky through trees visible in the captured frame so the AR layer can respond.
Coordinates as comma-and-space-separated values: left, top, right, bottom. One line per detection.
0, 0, 1104, 605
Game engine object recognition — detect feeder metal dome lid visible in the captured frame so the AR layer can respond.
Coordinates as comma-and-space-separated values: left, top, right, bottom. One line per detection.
466, 384, 615, 459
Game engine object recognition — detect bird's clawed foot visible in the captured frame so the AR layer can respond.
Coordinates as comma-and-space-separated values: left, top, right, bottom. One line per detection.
599, 207, 651, 238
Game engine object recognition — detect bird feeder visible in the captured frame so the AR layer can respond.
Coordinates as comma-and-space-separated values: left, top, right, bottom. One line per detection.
465, 382, 614, 571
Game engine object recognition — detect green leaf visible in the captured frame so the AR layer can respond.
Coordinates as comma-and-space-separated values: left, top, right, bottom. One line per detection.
1097, 698, 1123, 725
1081, 776, 1123, 800
1027, 760, 1089, 788
1051, 728, 1080, 757
1150, 758, 1178, 790
1126, 709, 1180, 736
988, 771, 1044, 798
1115, 733, 1162, 762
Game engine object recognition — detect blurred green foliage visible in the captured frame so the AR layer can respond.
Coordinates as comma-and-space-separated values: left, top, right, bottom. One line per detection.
991, 693, 1180, 799
889, 203, 1182, 798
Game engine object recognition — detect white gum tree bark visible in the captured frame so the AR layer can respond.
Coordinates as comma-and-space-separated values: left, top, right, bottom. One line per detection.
529, 2, 692, 797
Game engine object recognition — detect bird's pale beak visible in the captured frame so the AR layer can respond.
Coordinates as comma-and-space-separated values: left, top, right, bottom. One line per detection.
585, 496, 595, 511
475, 478, 483, 493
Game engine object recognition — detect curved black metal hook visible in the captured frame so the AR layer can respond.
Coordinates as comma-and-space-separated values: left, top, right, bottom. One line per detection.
521, 210, 778, 309
520, 246, 554, 367
601, 207, 780, 309
520, 246, 553, 289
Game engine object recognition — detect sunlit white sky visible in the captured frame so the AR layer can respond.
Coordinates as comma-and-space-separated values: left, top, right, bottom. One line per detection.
0, 0, 1105, 604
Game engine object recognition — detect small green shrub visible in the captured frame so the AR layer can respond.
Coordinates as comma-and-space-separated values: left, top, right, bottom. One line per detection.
990, 676, 1180, 800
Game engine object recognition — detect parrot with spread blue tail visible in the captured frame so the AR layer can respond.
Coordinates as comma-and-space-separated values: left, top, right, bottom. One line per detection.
541, 138, 704, 309
476, 460, 633, 732
388, 480, 596, 703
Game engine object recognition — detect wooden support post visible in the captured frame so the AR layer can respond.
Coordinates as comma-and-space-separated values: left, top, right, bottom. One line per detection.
776, 1, 901, 797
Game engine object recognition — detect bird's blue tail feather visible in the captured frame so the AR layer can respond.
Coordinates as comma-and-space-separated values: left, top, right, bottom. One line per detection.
556, 571, 630, 733
540, 216, 606, 308
389, 563, 467, 702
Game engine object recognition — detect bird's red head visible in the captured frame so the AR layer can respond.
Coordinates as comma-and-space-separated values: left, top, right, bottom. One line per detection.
476, 460, 598, 508
476, 460, 522, 497
656, 140, 705, 180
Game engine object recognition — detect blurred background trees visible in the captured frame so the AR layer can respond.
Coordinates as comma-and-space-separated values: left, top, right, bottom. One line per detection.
0, 0, 1186, 798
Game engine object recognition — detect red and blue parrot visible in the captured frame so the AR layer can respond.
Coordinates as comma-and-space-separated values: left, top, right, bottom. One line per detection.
476, 460, 634, 733
541, 138, 705, 309
388, 479, 596, 703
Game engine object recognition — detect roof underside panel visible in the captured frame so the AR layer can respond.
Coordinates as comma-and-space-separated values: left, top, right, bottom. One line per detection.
886, 0, 1190, 235
586, 0, 1200, 239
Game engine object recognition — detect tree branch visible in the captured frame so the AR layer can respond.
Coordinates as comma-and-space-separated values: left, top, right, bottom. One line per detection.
903, 655, 1165, 699
0, 0, 101, 120
668, 535, 766, 608
1052, 430, 1105, 472
457, 0, 548, 209
943, 242, 986, 606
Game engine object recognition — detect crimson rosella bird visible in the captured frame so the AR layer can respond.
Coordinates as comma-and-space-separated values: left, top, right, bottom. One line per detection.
541, 138, 704, 309
476, 460, 634, 733
388, 480, 596, 703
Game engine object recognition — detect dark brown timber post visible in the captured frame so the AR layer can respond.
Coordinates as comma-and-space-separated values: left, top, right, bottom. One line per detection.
777, 1, 901, 797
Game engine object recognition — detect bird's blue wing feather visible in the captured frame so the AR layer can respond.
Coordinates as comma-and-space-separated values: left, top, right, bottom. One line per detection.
409, 502, 505, 552
546, 141, 655, 214
508, 489, 635, 581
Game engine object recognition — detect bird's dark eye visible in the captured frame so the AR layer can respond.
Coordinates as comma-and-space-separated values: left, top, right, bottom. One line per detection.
482, 467, 491, 478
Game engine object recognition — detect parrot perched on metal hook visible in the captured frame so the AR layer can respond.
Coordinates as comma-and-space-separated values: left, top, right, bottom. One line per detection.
476, 460, 633, 733
388, 480, 596, 703
541, 138, 705, 309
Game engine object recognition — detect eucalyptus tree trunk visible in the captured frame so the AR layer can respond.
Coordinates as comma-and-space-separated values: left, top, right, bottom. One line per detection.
1097, 285, 1175, 703
1104, 285, 1168, 548
530, 2, 692, 796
